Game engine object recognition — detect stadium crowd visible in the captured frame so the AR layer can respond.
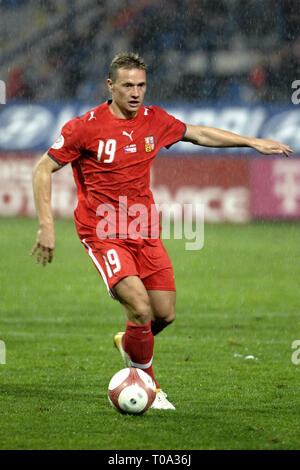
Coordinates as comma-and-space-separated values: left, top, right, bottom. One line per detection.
1, 0, 299, 103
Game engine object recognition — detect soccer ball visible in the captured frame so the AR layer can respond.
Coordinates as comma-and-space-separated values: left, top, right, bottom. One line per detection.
108, 367, 156, 414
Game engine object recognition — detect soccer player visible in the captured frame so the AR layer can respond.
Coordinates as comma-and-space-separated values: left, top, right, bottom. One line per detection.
31, 52, 292, 410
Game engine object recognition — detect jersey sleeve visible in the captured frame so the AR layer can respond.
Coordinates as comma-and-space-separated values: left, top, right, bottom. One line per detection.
47, 117, 85, 166
152, 106, 186, 150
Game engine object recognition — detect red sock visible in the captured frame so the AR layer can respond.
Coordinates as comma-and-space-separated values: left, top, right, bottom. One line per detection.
123, 320, 159, 389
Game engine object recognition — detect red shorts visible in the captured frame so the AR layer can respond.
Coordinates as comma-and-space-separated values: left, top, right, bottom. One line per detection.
81, 237, 176, 298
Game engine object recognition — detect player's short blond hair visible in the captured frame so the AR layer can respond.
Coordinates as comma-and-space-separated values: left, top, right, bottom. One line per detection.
109, 53, 146, 83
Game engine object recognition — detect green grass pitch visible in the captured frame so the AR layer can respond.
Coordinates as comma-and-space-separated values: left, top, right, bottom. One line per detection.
0, 217, 300, 450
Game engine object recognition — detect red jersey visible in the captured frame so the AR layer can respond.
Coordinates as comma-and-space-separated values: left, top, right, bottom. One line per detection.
48, 101, 186, 239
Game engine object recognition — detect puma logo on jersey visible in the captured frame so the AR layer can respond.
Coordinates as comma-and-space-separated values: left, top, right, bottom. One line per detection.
88, 111, 96, 121
122, 130, 134, 141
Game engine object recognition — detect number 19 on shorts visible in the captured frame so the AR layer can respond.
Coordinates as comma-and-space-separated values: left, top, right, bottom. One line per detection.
102, 249, 121, 277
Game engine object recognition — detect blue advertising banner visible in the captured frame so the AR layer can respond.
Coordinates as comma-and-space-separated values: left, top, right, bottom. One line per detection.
0, 102, 299, 154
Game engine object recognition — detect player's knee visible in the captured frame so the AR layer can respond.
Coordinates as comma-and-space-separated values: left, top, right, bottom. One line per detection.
165, 306, 176, 324
150, 291, 176, 324
159, 301, 175, 324
128, 298, 152, 325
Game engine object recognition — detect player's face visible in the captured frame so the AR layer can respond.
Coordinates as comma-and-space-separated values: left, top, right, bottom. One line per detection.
107, 68, 147, 118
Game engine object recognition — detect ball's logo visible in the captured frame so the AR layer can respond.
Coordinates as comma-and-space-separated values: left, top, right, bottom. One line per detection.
51, 134, 64, 149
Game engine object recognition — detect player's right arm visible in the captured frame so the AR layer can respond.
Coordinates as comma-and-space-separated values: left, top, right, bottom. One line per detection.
31, 153, 62, 267
31, 116, 85, 265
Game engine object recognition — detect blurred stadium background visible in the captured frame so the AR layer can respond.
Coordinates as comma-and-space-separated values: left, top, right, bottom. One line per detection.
0, 0, 299, 222
1, 0, 300, 103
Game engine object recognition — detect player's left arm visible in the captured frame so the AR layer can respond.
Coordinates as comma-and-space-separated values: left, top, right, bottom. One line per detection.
182, 124, 293, 157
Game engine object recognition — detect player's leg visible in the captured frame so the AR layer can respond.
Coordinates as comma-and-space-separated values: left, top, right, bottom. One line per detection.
138, 242, 177, 409
147, 290, 176, 336
81, 238, 175, 408
112, 275, 152, 325
81, 238, 159, 382
81, 238, 156, 376
113, 277, 176, 409
112, 275, 159, 388
140, 238, 176, 336
142, 288, 177, 410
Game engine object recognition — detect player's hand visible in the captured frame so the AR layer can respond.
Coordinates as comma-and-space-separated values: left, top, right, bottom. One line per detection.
30, 225, 55, 267
251, 138, 293, 158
